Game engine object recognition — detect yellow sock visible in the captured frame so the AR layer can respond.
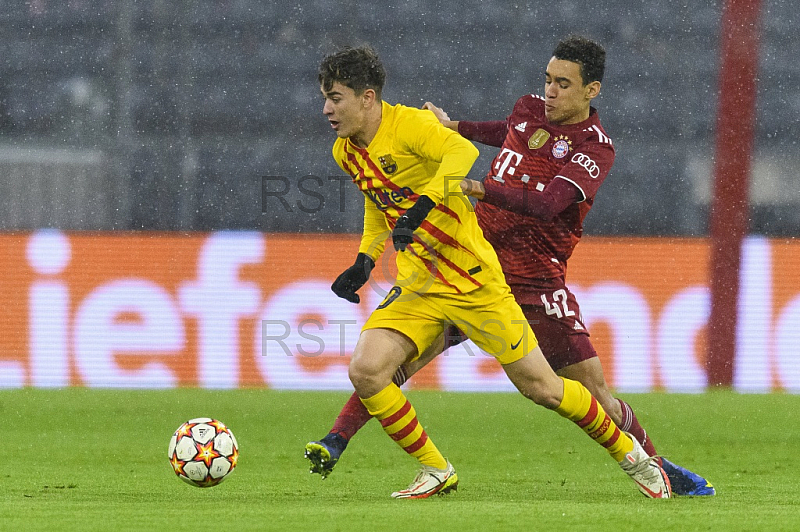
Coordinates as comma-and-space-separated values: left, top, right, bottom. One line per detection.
555, 377, 634, 462
361, 383, 447, 470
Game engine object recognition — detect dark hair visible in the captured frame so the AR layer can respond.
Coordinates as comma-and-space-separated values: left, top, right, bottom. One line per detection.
552, 36, 605, 85
318, 46, 386, 99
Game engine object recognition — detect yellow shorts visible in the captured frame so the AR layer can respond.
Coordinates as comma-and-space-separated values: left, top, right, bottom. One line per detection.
363, 279, 538, 365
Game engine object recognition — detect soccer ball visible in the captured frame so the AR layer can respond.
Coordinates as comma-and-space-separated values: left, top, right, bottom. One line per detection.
168, 417, 239, 487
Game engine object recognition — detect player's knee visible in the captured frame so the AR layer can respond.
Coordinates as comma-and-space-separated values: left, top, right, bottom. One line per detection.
503, 356, 563, 409
348, 358, 388, 398
348, 361, 371, 393
525, 388, 562, 409
514, 379, 562, 409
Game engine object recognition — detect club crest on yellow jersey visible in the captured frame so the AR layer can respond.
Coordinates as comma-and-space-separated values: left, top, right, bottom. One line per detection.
378, 154, 398, 174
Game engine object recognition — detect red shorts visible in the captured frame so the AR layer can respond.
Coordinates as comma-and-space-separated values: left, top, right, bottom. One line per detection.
445, 278, 597, 372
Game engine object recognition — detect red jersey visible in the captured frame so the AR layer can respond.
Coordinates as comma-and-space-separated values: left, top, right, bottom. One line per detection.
463, 94, 615, 291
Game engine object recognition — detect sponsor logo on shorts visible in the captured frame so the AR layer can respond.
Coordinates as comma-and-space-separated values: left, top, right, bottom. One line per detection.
511, 334, 524, 350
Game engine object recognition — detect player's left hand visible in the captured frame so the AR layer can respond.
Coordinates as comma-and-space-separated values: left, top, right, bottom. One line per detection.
392, 195, 436, 252
459, 178, 486, 199
331, 253, 375, 303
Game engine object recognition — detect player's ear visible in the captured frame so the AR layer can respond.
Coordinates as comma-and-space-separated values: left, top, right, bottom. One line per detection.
361, 88, 377, 107
585, 81, 601, 100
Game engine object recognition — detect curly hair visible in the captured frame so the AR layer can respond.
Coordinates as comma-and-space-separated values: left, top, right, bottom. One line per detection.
552, 36, 605, 85
318, 46, 386, 99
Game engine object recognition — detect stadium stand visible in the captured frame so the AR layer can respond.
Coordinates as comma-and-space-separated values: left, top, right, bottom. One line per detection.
0, 0, 795, 235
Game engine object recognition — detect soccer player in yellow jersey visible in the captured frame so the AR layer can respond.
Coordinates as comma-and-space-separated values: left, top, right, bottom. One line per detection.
315, 46, 671, 499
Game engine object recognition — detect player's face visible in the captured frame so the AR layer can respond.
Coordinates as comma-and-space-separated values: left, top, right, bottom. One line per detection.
321, 82, 373, 141
543, 57, 599, 125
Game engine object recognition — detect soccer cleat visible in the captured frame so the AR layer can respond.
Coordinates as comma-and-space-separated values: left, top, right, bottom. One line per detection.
304, 433, 348, 479
659, 457, 716, 496
391, 461, 458, 499
619, 433, 672, 498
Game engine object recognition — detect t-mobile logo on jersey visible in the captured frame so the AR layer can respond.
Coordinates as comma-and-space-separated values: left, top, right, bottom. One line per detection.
492, 148, 523, 183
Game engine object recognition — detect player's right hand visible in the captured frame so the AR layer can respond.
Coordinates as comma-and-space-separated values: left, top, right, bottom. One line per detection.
331, 253, 375, 304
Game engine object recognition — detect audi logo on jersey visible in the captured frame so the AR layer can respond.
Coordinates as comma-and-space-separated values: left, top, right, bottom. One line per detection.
571, 152, 600, 179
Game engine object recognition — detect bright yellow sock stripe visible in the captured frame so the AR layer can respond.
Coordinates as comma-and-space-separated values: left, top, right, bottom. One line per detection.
554, 377, 590, 420
604, 432, 633, 463
360, 384, 447, 469
361, 383, 404, 418
555, 377, 634, 462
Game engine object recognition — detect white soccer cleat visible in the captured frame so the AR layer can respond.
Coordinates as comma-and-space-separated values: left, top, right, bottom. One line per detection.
391, 461, 458, 499
619, 433, 672, 498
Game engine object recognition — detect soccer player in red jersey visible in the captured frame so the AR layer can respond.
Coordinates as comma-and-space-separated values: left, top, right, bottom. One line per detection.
429, 36, 713, 496
307, 38, 709, 497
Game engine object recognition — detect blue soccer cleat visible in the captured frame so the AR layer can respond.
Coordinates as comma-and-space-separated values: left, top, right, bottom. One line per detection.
304, 433, 348, 479
659, 457, 716, 496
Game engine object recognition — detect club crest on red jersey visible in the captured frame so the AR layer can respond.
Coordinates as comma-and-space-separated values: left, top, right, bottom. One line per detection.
551, 135, 572, 159
527, 128, 550, 150
378, 154, 397, 174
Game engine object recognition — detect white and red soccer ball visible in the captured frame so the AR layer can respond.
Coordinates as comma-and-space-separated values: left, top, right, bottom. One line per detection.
168, 418, 239, 487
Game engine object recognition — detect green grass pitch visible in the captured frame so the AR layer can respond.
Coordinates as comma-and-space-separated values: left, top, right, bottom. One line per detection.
2, 388, 799, 531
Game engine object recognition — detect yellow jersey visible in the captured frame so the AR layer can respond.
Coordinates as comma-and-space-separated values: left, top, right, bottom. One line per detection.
332, 101, 507, 295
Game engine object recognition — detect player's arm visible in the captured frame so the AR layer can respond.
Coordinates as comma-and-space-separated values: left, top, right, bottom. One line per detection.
359, 197, 388, 260
331, 199, 386, 304
462, 141, 614, 219
392, 113, 479, 251
422, 101, 508, 147
331, 146, 388, 257
456, 121, 507, 147
329, 145, 387, 303
462, 177, 579, 220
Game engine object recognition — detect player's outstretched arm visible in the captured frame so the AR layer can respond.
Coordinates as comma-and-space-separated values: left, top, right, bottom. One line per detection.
423, 100, 509, 148
421, 101, 458, 131
478, 177, 579, 220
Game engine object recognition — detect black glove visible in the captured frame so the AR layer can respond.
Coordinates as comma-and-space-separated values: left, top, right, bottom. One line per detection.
331, 253, 375, 303
392, 195, 436, 252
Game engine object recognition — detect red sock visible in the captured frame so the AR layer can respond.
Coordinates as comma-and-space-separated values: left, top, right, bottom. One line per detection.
617, 399, 657, 456
330, 392, 372, 441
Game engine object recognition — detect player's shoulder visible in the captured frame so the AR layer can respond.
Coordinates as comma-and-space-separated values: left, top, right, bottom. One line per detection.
505, 94, 547, 127
577, 109, 614, 148
390, 101, 440, 126
381, 102, 439, 139
512, 93, 546, 114
389, 101, 460, 151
